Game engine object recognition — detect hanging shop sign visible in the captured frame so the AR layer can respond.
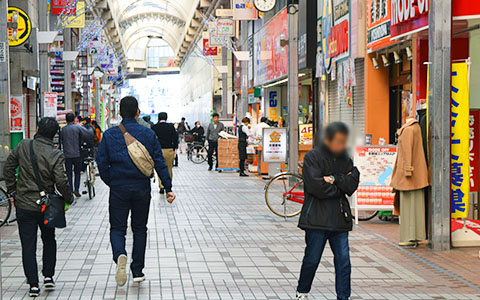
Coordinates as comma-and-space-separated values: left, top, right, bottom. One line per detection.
217, 18, 235, 37
233, 0, 258, 20
262, 127, 287, 163
253, 8, 288, 86
366, 0, 397, 52
390, 0, 428, 39
354, 146, 397, 208
8, 7, 32, 47
9, 96, 24, 133
469, 110, 479, 194
44, 92, 58, 118
453, 0, 480, 20
266, 88, 280, 122
63, 1, 85, 28
451, 62, 470, 219
52, 0, 76, 15
298, 0, 317, 70
203, 38, 218, 56
50, 41, 65, 110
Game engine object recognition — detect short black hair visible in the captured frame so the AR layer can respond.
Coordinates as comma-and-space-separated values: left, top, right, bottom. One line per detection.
85, 117, 91, 124
120, 96, 139, 118
324, 122, 349, 141
261, 117, 268, 123
38, 117, 59, 139
212, 113, 219, 118
66, 113, 75, 123
158, 112, 168, 121
143, 115, 151, 122
181, 117, 186, 121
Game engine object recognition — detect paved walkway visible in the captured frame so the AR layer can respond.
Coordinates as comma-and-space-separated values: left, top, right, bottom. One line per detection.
1, 156, 480, 300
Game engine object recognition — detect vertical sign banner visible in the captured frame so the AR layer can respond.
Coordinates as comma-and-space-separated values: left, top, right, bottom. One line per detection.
366, 0, 398, 52
451, 63, 470, 219
9, 96, 24, 132
44, 92, 58, 118
266, 88, 280, 122
64, 1, 86, 28
469, 110, 479, 193
262, 127, 287, 163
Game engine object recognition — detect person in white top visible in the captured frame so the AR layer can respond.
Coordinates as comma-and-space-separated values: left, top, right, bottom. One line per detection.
254, 117, 271, 139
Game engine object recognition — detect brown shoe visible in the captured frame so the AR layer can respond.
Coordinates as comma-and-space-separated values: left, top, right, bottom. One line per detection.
74, 191, 81, 198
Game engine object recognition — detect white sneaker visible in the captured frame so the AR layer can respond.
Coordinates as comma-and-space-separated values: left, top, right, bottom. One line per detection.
133, 276, 145, 283
296, 292, 309, 300
115, 254, 127, 286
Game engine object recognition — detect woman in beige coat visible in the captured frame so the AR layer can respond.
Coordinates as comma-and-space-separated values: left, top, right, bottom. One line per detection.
391, 119, 429, 246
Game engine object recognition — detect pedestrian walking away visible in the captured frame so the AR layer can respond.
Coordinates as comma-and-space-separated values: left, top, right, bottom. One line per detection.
206, 113, 225, 171
152, 112, 179, 194
96, 96, 176, 287
296, 122, 360, 300
238, 117, 252, 177
177, 117, 190, 153
3, 117, 74, 297
61, 113, 95, 197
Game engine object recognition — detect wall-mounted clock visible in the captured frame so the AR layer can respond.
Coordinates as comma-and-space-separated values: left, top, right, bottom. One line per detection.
253, 0, 276, 12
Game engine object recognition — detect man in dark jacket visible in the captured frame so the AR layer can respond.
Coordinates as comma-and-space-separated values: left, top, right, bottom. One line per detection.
152, 112, 178, 194
61, 113, 93, 197
296, 122, 360, 300
96, 96, 176, 287
206, 113, 225, 171
3, 117, 74, 297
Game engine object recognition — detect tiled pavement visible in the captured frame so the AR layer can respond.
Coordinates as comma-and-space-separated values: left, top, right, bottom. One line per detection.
1, 156, 480, 300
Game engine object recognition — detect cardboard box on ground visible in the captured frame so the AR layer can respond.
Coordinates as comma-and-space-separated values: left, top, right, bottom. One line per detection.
218, 139, 239, 169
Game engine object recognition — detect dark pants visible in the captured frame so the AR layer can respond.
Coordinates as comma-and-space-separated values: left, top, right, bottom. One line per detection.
297, 229, 351, 300
109, 186, 151, 276
65, 157, 82, 192
16, 207, 56, 286
238, 141, 247, 173
207, 139, 218, 169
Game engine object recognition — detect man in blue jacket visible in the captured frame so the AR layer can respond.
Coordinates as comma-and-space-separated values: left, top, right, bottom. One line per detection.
97, 96, 176, 286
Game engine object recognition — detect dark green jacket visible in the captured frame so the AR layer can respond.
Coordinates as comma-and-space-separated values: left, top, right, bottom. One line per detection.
3, 136, 73, 212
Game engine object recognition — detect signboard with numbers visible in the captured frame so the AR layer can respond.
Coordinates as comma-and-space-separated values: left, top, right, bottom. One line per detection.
262, 127, 287, 163
353, 146, 396, 223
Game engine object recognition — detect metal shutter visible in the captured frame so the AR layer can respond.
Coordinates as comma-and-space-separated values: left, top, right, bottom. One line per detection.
352, 58, 365, 139
327, 73, 340, 123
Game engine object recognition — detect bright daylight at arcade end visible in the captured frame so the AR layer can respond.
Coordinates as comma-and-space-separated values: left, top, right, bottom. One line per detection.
2, 0, 480, 299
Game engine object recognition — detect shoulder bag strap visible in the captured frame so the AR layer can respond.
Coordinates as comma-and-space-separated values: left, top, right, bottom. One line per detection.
29, 140, 46, 197
118, 123, 127, 135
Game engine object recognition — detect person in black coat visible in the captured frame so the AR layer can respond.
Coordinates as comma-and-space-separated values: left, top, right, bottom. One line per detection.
238, 117, 251, 177
296, 122, 360, 300
191, 121, 205, 143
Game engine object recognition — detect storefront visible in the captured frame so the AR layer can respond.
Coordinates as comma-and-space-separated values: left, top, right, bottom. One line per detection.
317, 0, 366, 143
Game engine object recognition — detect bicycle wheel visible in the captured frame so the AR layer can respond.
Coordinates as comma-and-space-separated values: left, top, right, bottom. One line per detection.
0, 188, 12, 227
265, 173, 304, 218
191, 145, 208, 164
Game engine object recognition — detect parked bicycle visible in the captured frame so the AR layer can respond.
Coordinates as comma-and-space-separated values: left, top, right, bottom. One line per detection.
264, 172, 378, 221
186, 142, 209, 164
83, 156, 96, 200
0, 184, 15, 227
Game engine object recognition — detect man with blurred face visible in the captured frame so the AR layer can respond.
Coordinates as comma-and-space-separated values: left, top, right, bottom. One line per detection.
295, 122, 360, 300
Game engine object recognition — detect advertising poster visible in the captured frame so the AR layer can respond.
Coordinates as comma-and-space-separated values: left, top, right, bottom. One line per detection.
469, 110, 479, 193
262, 128, 287, 163
253, 9, 288, 86
366, 0, 397, 52
44, 92, 58, 118
9, 96, 24, 132
451, 63, 470, 219
354, 147, 397, 206
299, 124, 313, 145
51, 0, 76, 15
203, 38, 218, 56
63, 1, 86, 28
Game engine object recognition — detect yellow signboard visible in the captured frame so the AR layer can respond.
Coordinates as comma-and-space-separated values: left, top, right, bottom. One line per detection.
451, 62, 470, 219
8, 7, 32, 47
63, 1, 85, 28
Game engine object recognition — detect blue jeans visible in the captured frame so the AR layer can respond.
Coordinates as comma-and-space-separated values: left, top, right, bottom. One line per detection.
109, 185, 151, 276
297, 229, 351, 300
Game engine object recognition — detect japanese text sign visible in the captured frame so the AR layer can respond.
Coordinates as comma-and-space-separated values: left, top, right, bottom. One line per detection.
451, 63, 470, 219
469, 110, 479, 193
262, 127, 287, 163
9, 96, 24, 133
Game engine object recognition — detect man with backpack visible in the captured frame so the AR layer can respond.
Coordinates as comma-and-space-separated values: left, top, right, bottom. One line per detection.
96, 96, 176, 286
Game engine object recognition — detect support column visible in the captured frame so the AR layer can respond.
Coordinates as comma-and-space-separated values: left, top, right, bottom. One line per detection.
0, 0, 11, 173
221, 46, 228, 118
240, 21, 249, 120
39, 0, 49, 117
64, 28, 73, 111
428, 0, 452, 251
288, 5, 299, 172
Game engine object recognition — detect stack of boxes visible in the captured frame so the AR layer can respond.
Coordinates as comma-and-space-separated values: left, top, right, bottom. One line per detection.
217, 139, 239, 169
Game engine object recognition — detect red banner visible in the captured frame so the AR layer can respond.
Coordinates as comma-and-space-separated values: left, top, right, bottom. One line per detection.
470, 110, 480, 193
51, 0, 76, 15
203, 38, 218, 56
